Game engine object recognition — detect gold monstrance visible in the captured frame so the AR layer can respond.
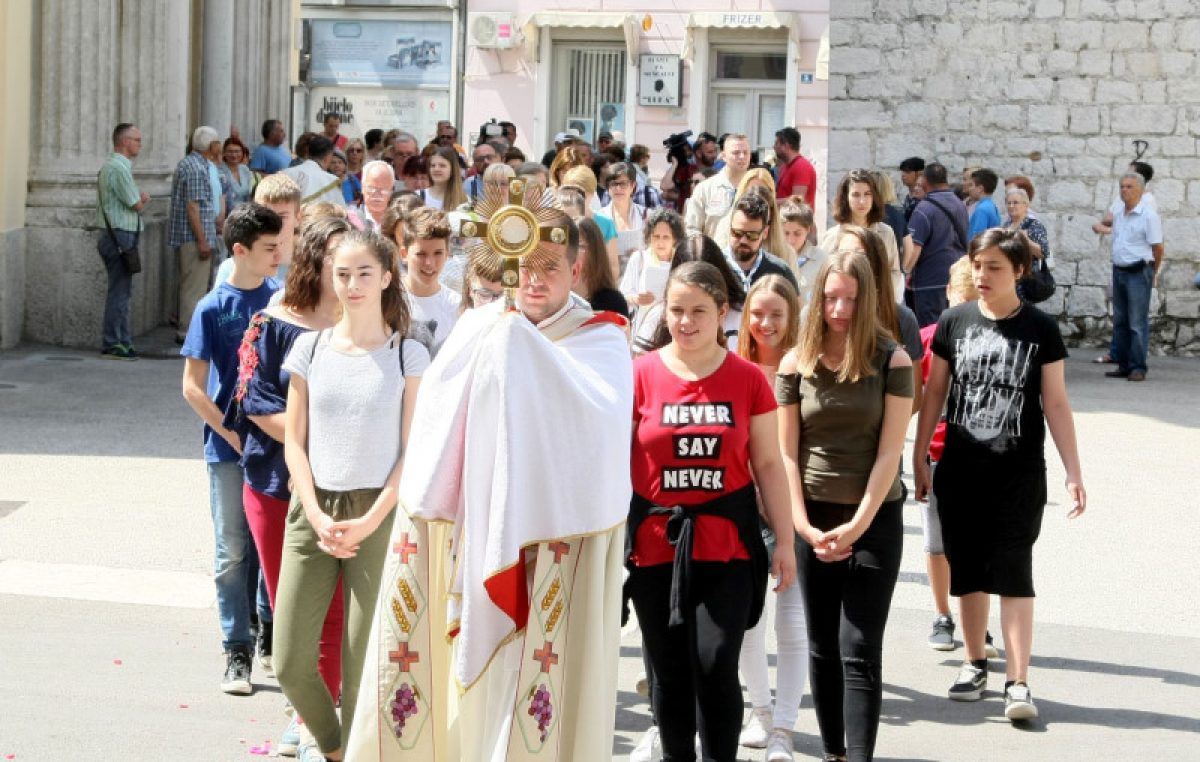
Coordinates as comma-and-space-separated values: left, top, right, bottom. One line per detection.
460, 180, 569, 311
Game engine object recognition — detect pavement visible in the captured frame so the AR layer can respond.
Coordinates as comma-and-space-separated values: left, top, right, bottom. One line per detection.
0, 341, 1198, 761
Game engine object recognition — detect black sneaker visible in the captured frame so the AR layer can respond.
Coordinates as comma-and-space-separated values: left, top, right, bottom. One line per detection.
927, 614, 956, 651
948, 660, 987, 701
985, 631, 1000, 658
221, 648, 253, 695
100, 345, 137, 360
258, 619, 275, 677
1004, 681, 1039, 721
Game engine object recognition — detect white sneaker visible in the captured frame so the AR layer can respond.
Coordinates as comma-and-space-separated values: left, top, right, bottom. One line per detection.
630, 725, 662, 762
765, 728, 794, 761
1004, 682, 1039, 721
738, 705, 773, 748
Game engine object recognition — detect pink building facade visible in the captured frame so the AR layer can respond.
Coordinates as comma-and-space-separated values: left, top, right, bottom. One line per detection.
461, 1, 830, 221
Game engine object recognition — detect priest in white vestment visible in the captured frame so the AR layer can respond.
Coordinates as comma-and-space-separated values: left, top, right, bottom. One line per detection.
346, 211, 633, 762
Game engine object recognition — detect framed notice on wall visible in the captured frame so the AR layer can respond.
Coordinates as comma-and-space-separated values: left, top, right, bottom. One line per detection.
639, 54, 681, 107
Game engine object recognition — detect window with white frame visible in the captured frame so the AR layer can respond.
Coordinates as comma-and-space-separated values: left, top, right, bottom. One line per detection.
550, 43, 626, 146
707, 47, 787, 154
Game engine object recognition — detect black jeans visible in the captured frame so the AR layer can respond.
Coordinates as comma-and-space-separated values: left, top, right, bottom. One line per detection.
799, 498, 903, 761
629, 561, 752, 762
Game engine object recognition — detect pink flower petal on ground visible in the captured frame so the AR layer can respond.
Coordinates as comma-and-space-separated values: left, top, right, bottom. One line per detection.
179, 704, 189, 709
249, 741, 271, 755
112, 659, 122, 665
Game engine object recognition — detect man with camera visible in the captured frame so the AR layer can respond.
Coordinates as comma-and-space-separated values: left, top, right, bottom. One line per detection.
658, 130, 696, 213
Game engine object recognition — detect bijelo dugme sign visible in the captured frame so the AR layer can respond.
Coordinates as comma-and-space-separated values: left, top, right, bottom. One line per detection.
309, 89, 449, 143
639, 54, 681, 107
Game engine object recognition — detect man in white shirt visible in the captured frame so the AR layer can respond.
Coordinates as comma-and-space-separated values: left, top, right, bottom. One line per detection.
282, 136, 345, 207
356, 161, 395, 232
401, 207, 462, 358
1101, 172, 1164, 382
685, 133, 751, 248
1091, 161, 1158, 366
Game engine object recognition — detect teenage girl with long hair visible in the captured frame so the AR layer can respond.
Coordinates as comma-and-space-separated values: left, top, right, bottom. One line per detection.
819, 170, 904, 300
734, 275, 809, 761
777, 250, 914, 761
832, 224, 925, 413
574, 217, 630, 317
275, 230, 430, 761
419, 147, 466, 210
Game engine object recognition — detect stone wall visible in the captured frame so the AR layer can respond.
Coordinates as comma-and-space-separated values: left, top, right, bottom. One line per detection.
827, 0, 1200, 354
0, 229, 26, 349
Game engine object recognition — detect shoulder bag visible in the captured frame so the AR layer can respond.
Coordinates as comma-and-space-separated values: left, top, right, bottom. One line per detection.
1020, 256, 1056, 303
98, 169, 143, 274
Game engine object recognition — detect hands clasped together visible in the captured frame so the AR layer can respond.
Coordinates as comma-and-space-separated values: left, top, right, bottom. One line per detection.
308, 510, 374, 559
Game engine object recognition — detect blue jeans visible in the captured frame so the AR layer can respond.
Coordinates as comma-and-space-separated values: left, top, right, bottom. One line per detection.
1110, 264, 1153, 374
97, 230, 136, 349
207, 461, 270, 652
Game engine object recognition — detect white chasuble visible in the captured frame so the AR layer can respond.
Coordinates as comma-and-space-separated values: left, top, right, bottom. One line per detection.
346, 297, 633, 762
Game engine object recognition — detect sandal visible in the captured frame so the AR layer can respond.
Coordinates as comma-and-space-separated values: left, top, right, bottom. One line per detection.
1092, 354, 1115, 364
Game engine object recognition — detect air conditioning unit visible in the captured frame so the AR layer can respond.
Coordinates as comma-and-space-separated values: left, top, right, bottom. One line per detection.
468, 12, 518, 49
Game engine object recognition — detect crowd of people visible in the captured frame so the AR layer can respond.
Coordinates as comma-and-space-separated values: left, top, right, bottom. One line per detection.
91, 114, 1111, 762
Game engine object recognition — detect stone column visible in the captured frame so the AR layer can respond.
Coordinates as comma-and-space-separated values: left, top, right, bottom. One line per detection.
201, 0, 234, 134
24, 0, 190, 347
231, 0, 293, 146
28, 0, 121, 203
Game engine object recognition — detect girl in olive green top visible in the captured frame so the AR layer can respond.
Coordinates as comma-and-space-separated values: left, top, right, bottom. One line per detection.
776, 249, 913, 762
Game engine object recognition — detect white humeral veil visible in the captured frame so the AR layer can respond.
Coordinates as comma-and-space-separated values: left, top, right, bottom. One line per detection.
346, 296, 632, 762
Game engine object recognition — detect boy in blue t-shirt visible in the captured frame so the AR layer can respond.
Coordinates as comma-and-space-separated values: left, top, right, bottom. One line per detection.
967, 168, 1002, 241
181, 203, 283, 695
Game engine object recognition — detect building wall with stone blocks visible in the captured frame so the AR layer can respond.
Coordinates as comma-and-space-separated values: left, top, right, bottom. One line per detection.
827, 0, 1200, 355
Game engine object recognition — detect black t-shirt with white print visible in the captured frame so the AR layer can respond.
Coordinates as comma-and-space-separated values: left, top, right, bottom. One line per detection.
932, 302, 1067, 463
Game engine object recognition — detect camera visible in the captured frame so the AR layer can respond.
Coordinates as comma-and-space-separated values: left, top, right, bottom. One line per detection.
663, 130, 693, 163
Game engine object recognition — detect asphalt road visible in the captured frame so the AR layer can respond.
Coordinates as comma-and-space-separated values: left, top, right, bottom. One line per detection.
1, 341, 1197, 761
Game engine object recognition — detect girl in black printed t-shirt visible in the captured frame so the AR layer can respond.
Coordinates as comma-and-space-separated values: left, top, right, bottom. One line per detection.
913, 227, 1087, 724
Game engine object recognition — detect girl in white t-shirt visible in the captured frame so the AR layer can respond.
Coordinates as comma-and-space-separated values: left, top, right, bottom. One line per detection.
276, 229, 430, 762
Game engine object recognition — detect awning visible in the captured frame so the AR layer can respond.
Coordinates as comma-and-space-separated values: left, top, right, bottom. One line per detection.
522, 12, 639, 65
680, 11, 800, 61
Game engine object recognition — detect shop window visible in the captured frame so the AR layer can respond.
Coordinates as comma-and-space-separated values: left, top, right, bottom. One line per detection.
551, 44, 626, 145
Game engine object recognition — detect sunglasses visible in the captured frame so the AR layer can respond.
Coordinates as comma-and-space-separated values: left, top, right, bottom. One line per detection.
729, 228, 763, 242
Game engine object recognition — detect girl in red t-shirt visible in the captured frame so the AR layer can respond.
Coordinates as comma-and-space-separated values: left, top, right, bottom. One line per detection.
627, 261, 796, 761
